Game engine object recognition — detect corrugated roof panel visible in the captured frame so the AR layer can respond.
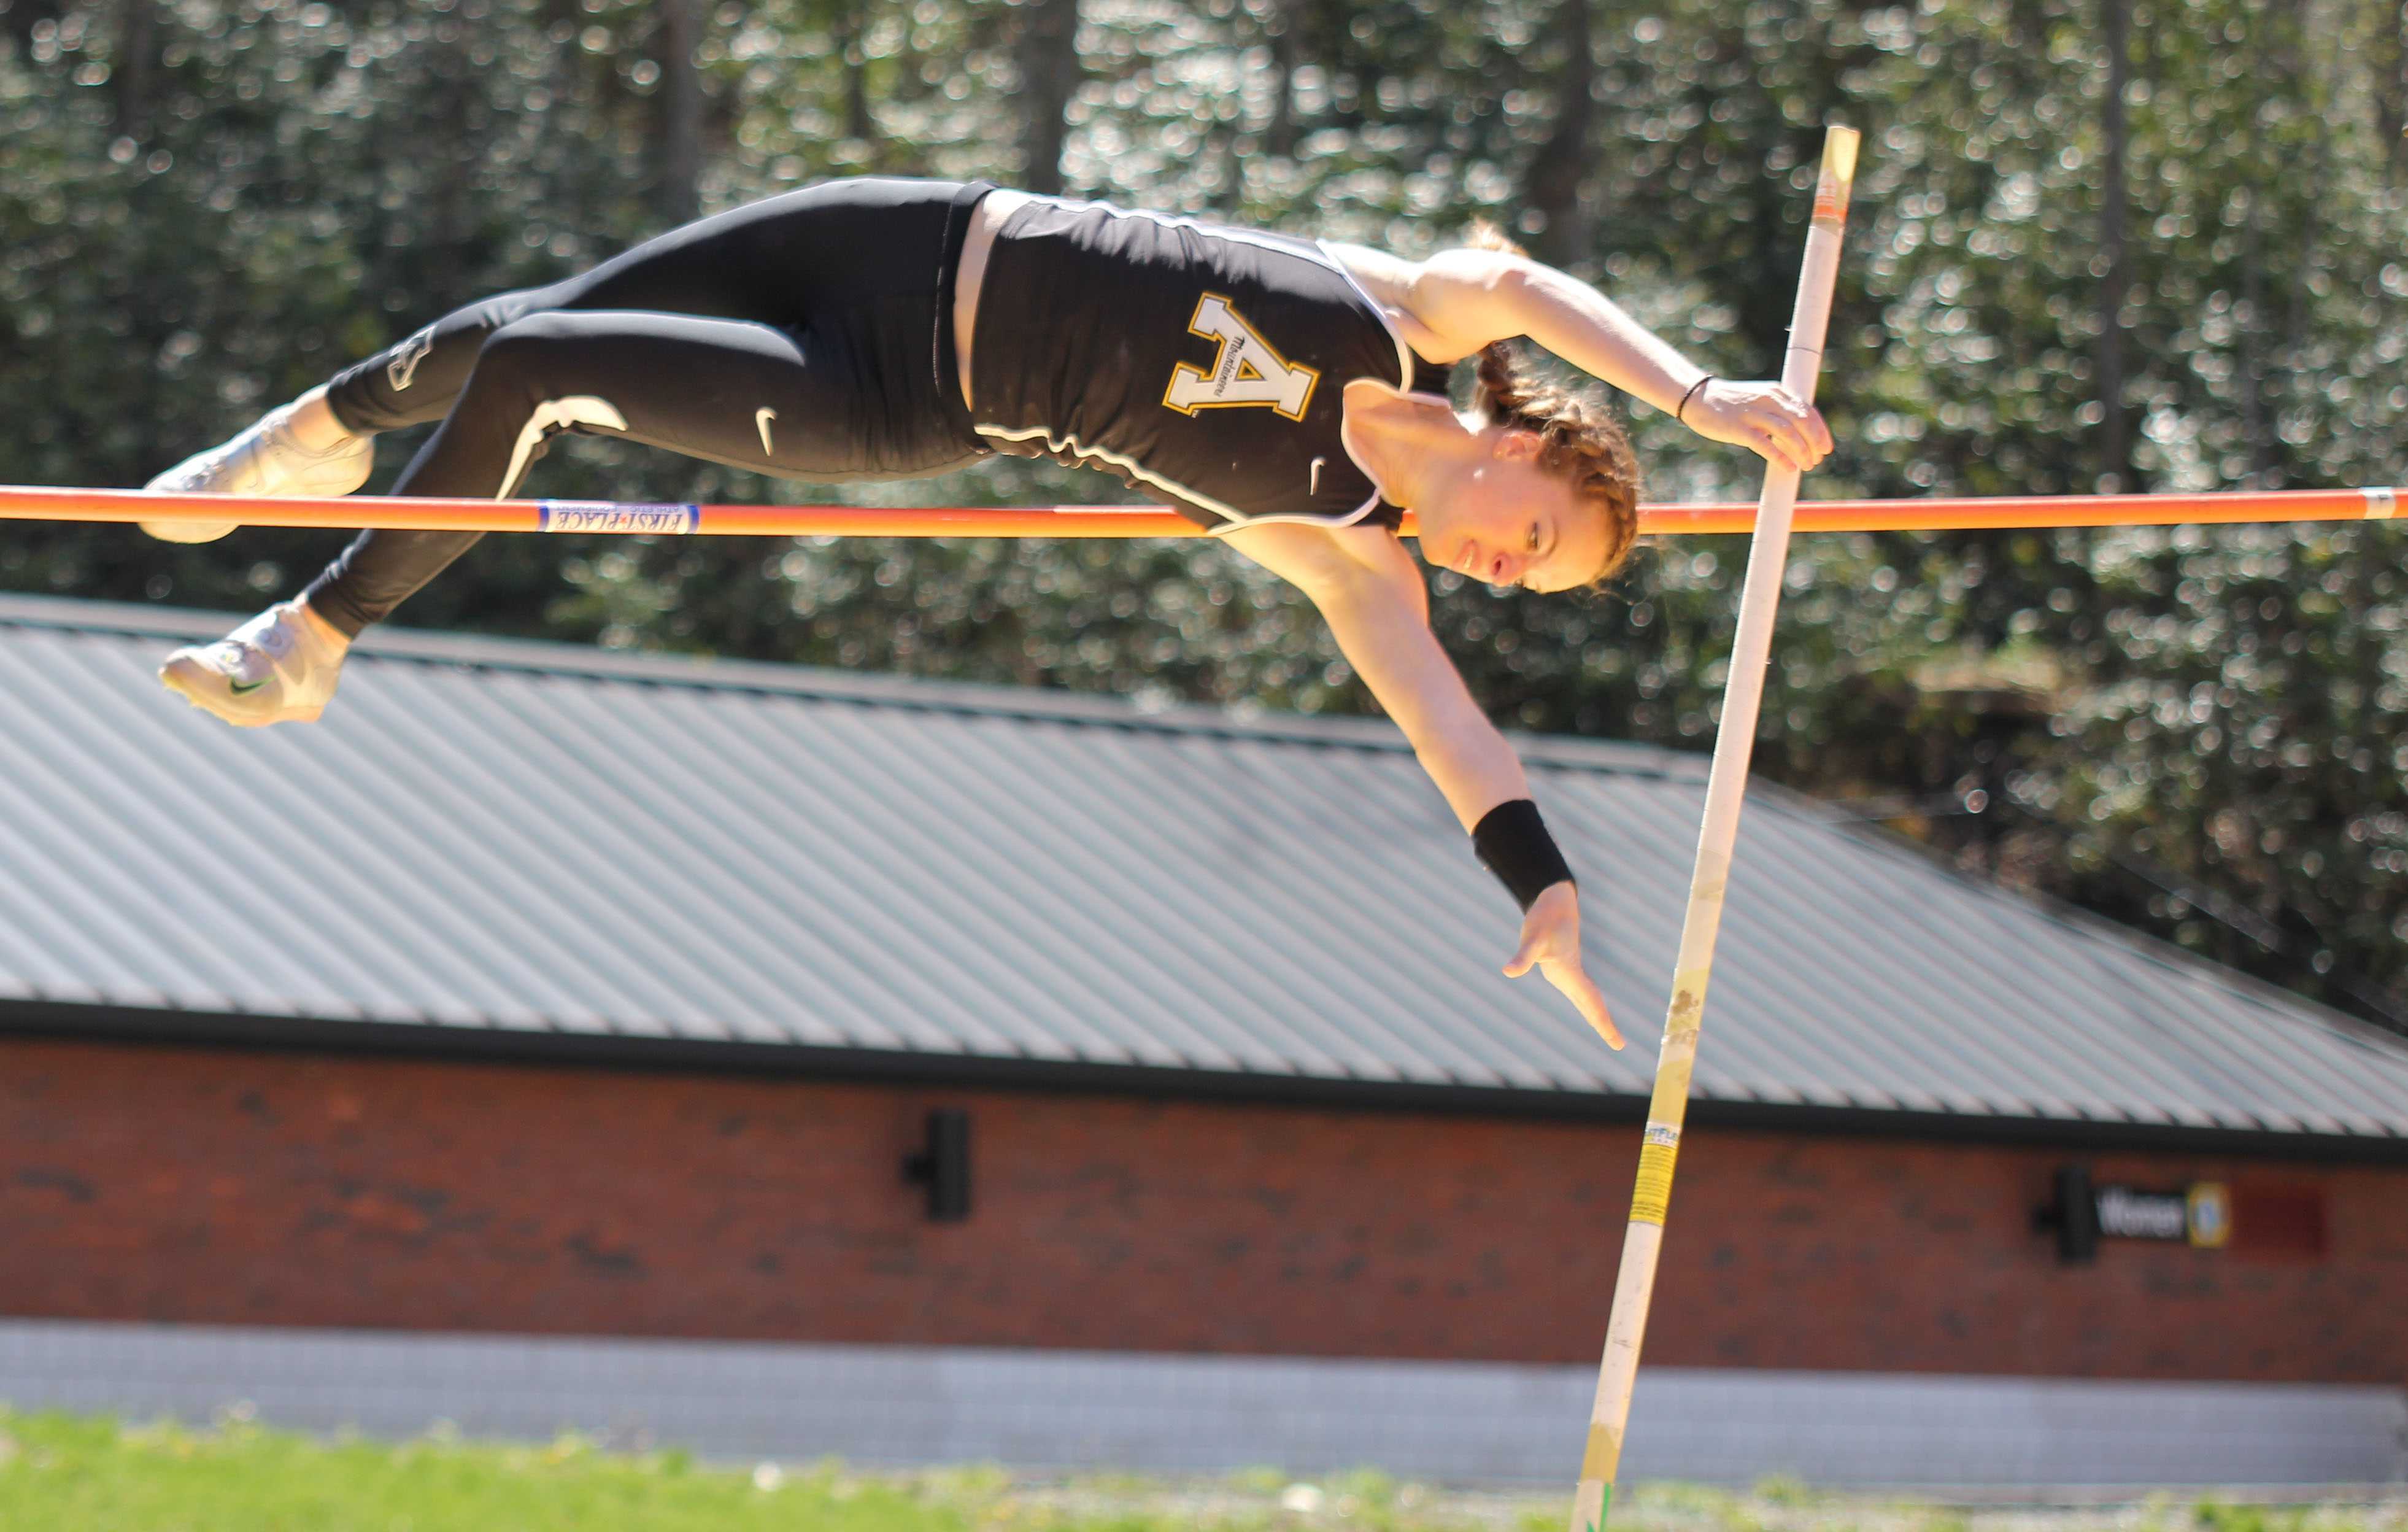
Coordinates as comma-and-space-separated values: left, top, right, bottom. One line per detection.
1101, 724, 1557, 1088
926, 715, 1421, 1077
2158, 960, 2408, 1131
716, 700, 1156, 1063
1735, 830, 2143, 1120
0, 595, 2402, 1145
792, 705, 1323, 1070
1711, 800, 2213, 1128
97, 663, 548, 1030
481, 670, 1001, 1052
313, 670, 754, 1039
626, 688, 1103, 1064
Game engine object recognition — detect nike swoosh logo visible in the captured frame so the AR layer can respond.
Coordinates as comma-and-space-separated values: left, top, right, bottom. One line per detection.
755, 407, 777, 457
229, 679, 266, 695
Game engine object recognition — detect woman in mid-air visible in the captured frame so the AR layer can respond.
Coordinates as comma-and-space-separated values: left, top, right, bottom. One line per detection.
144, 177, 1832, 1045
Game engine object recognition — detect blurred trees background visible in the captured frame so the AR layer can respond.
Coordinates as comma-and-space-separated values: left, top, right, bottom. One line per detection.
1, 0, 2404, 1031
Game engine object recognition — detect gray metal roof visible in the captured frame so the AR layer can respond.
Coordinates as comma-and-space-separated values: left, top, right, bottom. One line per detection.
2, 593, 2404, 1147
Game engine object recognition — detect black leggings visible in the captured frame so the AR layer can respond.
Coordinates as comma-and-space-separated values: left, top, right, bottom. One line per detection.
304, 177, 994, 637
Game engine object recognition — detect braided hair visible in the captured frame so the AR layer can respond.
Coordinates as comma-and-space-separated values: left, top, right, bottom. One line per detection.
1461, 222, 1642, 587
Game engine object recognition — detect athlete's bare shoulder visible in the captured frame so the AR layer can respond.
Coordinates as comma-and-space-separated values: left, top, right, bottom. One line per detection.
1324, 241, 1532, 365
1321, 243, 1477, 363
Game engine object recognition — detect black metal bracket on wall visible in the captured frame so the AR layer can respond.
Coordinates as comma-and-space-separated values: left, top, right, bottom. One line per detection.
902, 1107, 971, 1223
2031, 1162, 2099, 1263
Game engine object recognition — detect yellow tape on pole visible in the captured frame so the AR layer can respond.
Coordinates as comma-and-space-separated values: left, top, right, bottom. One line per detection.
1629, 1139, 1679, 1227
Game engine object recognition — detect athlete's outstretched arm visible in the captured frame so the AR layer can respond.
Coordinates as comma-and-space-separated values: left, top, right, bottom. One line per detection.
1224, 522, 1620, 1046
1332, 242, 1831, 473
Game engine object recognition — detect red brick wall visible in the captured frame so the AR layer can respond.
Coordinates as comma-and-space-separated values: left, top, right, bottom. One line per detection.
1, 1036, 2401, 1383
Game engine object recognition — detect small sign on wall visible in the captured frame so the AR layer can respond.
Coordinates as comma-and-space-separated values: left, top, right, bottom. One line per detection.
2033, 1166, 2237, 1263
2094, 1182, 2230, 1247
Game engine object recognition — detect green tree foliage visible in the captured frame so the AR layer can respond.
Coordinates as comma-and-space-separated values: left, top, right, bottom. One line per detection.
1, 0, 2402, 1025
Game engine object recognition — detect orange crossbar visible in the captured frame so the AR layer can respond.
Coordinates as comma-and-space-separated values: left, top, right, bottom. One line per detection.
0, 484, 2397, 537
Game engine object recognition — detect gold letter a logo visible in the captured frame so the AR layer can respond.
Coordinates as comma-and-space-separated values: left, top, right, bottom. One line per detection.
1162, 294, 1320, 421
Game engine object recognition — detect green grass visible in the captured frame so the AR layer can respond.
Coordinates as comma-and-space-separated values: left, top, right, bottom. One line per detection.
0, 1406, 2401, 1532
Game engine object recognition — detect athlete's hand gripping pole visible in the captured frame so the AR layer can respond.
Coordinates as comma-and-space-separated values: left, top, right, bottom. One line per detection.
1564, 124, 1858, 1532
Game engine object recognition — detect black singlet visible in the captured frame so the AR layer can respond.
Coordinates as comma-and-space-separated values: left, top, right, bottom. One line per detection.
968, 196, 1453, 534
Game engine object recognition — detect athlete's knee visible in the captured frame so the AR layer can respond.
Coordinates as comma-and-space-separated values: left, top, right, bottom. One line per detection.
464, 320, 636, 493
472, 312, 600, 379
473, 319, 629, 430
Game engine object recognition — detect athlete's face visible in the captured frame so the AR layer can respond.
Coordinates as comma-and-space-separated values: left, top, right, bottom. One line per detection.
1420, 429, 1611, 594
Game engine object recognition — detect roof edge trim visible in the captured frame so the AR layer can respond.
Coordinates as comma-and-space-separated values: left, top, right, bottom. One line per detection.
6, 1002, 2402, 1165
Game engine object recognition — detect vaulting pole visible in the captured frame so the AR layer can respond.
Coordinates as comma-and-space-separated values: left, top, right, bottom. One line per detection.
0, 484, 2394, 539
1564, 125, 1858, 1532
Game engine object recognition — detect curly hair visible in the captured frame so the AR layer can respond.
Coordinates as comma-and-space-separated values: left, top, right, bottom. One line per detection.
1461, 222, 1642, 588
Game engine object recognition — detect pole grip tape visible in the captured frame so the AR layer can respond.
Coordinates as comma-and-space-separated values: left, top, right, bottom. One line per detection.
1629, 1140, 1678, 1226
1580, 1422, 1620, 1480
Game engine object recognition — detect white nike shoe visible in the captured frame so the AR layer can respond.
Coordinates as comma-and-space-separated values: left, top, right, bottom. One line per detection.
141, 404, 374, 543
158, 600, 351, 727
